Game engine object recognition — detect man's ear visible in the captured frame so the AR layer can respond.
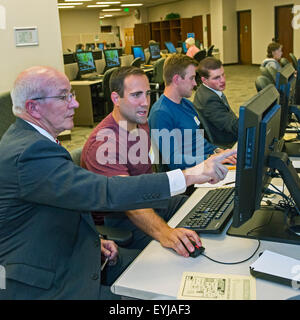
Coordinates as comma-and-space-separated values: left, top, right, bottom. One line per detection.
25, 100, 42, 119
111, 91, 120, 105
173, 74, 181, 85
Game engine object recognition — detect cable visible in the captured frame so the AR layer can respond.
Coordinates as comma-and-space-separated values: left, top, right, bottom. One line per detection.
201, 240, 261, 265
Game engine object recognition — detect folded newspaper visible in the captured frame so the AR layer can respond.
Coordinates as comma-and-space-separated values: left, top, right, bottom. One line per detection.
177, 272, 256, 300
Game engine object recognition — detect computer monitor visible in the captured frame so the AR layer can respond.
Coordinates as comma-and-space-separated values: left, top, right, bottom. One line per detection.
63, 53, 76, 64
76, 51, 97, 77
86, 43, 95, 51
295, 59, 300, 105
92, 50, 102, 61
164, 42, 176, 53
131, 45, 145, 63
103, 49, 121, 69
149, 43, 161, 61
97, 42, 105, 50
227, 84, 300, 244
182, 42, 187, 54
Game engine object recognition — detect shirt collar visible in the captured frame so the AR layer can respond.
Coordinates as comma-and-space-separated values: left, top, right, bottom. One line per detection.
203, 83, 223, 98
24, 120, 57, 143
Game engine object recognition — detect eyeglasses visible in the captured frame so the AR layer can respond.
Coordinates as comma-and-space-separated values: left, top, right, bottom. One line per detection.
32, 90, 76, 103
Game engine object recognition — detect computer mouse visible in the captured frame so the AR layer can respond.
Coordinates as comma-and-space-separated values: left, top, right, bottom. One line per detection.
185, 241, 205, 258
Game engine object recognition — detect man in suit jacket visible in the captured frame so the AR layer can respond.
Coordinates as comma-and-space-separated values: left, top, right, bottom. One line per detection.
194, 57, 239, 148
0, 66, 235, 300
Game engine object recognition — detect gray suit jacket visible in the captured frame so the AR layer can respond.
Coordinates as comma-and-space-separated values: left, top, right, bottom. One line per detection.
193, 84, 238, 147
0, 119, 171, 299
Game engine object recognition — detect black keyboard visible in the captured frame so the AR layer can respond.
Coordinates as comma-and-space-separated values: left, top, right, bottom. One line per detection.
176, 187, 235, 234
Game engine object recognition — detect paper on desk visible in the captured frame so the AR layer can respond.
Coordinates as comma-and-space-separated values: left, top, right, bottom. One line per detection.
177, 272, 256, 300
292, 159, 300, 168
195, 170, 236, 188
250, 250, 300, 286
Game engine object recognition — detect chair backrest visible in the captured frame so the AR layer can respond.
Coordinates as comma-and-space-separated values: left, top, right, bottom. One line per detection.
194, 49, 207, 62
0, 91, 16, 140
289, 53, 298, 69
130, 57, 142, 68
102, 67, 119, 114
255, 75, 272, 92
151, 57, 166, 84
70, 147, 83, 166
206, 45, 214, 57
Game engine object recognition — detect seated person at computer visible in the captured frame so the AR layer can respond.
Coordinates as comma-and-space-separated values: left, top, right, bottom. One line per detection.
81, 66, 212, 257
185, 37, 200, 58
193, 57, 238, 147
148, 54, 236, 171
261, 42, 283, 71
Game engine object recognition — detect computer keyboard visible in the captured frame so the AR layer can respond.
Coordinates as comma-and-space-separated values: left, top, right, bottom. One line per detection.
176, 187, 235, 233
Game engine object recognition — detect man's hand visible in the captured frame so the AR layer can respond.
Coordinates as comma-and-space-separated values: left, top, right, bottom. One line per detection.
101, 238, 118, 266
183, 149, 237, 186
159, 227, 202, 257
214, 148, 237, 165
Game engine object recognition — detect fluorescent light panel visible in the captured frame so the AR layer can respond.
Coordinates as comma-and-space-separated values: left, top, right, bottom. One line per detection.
120, 3, 143, 6
58, 2, 83, 5
102, 8, 121, 11
58, 6, 75, 8
97, 1, 120, 3
87, 4, 110, 7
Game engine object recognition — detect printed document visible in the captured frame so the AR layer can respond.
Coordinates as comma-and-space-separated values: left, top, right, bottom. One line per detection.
177, 272, 256, 300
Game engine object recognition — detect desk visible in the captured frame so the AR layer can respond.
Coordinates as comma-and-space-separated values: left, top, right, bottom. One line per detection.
71, 79, 103, 127
112, 185, 300, 300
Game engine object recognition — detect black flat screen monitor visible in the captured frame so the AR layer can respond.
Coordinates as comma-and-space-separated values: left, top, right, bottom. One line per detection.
295, 59, 300, 105
131, 45, 145, 62
63, 53, 76, 64
86, 43, 95, 51
97, 42, 105, 50
149, 43, 161, 60
164, 42, 176, 53
76, 51, 97, 75
92, 50, 102, 61
227, 84, 300, 244
104, 49, 121, 69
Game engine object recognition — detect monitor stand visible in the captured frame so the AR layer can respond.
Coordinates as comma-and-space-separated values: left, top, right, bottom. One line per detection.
227, 207, 300, 245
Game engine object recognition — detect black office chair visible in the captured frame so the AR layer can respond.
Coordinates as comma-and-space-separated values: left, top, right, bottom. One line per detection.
255, 75, 273, 92
149, 57, 166, 104
0, 91, 15, 140
289, 53, 298, 69
280, 57, 290, 67
206, 45, 214, 57
193, 49, 207, 63
70, 147, 133, 246
99, 67, 119, 116
130, 57, 142, 68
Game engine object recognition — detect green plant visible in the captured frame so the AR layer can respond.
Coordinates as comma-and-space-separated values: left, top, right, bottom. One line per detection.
165, 13, 180, 20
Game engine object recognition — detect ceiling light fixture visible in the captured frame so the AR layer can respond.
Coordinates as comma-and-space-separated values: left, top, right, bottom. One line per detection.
58, 6, 76, 8
102, 8, 121, 11
87, 4, 110, 7
58, 3, 83, 5
120, 3, 143, 6
104, 14, 113, 17
96, 1, 121, 4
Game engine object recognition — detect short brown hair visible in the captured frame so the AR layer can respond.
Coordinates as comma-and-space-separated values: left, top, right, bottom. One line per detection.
163, 54, 198, 86
197, 57, 223, 78
109, 66, 146, 97
267, 42, 282, 58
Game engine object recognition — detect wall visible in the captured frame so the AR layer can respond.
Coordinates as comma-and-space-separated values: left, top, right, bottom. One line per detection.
236, 0, 300, 64
0, 0, 63, 93
59, 9, 120, 51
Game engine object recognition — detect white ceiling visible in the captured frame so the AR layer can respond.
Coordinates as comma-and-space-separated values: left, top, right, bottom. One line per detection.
57, 0, 178, 18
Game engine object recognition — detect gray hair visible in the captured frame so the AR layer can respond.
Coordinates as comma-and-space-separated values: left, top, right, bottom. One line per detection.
11, 66, 60, 115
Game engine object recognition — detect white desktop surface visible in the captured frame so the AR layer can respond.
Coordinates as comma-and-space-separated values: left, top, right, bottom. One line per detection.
112, 185, 300, 300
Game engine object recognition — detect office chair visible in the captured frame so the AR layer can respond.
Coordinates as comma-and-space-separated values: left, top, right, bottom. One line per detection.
193, 49, 207, 63
99, 67, 118, 116
206, 45, 214, 57
0, 91, 15, 140
130, 57, 142, 68
280, 57, 290, 67
70, 147, 133, 246
289, 53, 298, 69
149, 57, 166, 103
259, 66, 276, 84
255, 75, 272, 92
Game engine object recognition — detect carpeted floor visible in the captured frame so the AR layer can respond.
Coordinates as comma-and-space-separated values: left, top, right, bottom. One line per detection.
61, 64, 261, 152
